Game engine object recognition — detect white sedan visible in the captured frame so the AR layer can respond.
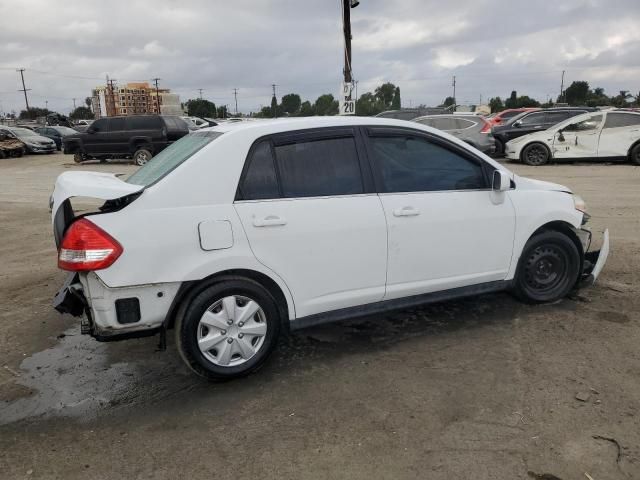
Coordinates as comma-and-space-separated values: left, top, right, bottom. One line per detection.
505, 110, 640, 165
50, 117, 609, 380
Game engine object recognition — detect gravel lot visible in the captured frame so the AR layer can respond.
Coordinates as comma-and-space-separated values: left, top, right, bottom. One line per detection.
0, 152, 638, 479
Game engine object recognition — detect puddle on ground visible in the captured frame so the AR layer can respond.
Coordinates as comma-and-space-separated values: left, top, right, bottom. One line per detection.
0, 325, 199, 426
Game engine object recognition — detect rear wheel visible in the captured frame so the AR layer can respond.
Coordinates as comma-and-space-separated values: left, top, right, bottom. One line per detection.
521, 142, 550, 166
514, 231, 580, 303
133, 148, 152, 166
73, 152, 84, 163
175, 278, 281, 380
630, 144, 640, 165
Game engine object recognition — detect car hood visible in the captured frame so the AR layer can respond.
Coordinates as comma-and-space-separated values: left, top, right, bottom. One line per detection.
514, 175, 572, 194
50, 171, 143, 246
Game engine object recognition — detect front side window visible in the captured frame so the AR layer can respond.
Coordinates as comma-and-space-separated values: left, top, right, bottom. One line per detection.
274, 137, 363, 198
519, 113, 545, 125
239, 141, 279, 200
604, 113, 640, 129
546, 112, 574, 124
126, 131, 223, 187
564, 115, 603, 132
369, 135, 486, 193
91, 118, 109, 132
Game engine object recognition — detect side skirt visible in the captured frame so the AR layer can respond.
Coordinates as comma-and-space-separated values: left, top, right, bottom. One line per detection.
290, 280, 510, 331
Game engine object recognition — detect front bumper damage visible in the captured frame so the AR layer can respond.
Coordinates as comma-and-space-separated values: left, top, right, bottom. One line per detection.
575, 228, 610, 287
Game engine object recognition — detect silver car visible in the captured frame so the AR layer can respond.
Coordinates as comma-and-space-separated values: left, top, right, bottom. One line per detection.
413, 114, 495, 155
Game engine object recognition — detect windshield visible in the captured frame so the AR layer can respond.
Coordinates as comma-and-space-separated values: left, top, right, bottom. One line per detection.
9, 127, 39, 137
126, 131, 223, 187
54, 126, 78, 135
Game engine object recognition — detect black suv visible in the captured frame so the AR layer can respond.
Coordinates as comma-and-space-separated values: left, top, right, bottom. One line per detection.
63, 115, 190, 165
492, 108, 597, 155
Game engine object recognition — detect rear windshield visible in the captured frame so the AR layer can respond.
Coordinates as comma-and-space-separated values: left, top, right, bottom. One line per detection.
126, 131, 223, 187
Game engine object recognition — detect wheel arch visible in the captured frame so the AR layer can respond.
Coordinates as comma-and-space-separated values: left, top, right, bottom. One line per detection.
628, 139, 640, 161
517, 220, 585, 289
164, 268, 293, 332
520, 140, 553, 163
129, 136, 154, 153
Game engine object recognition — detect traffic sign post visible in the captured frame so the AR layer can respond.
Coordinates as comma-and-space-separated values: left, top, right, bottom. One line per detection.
339, 82, 356, 115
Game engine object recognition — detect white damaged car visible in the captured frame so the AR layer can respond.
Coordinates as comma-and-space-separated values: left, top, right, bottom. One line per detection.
505, 110, 640, 166
51, 117, 609, 380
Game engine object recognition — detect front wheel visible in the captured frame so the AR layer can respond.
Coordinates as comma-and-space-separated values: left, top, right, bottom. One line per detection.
630, 144, 640, 165
175, 278, 281, 380
133, 148, 152, 166
521, 142, 550, 166
513, 231, 580, 304
73, 152, 84, 163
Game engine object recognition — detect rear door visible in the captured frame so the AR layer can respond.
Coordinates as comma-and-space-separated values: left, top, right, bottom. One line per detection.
598, 113, 640, 157
364, 128, 515, 299
234, 128, 388, 318
108, 117, 128, 155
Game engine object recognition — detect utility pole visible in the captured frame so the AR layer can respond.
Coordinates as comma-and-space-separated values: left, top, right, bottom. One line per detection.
341, 0, 359, 84
107, 77, 117, 117
233, 88, 238, 115
16, 68, 31, 111
45, 100, 48, 111
152, 77, 161, 114
271, 84, 277, 118
559, 70, 565, 103
198, 88, 203, 99
72, 98, 77, 110
452, 75, 456, 112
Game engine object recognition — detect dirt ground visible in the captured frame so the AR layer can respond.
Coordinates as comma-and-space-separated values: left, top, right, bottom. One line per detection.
1, 152, 638, 480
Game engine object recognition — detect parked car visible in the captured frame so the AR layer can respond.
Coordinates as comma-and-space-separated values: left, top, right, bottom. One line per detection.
486, 108, 540, 127
376, 108, 448, 120
492, 108, 596, 155
505, 110, 640, 165
50, 117, 609, 380
74, 119, 94, 127
181, 116, 212, 129
412, 114, 495, 155
0, 130, 26, 158
0, 126, 56, 153
34, 126, 78, 151
63, 115, 190, 165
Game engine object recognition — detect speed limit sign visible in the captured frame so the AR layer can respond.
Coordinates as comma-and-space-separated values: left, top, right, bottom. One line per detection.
339, 82, 356, 115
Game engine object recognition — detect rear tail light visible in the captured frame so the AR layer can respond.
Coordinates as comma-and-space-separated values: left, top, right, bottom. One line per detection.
58, 218, 123, 271
480, 119, 492, 133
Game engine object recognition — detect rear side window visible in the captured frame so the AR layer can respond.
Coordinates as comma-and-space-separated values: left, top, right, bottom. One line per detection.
455, 118, 476, 129
239, 141, 279, 200
129, 116, 160, 129
604, 113, 640, 128
110, 117, 126, 131
274, 137, 363, 198
369, 135, 486, 193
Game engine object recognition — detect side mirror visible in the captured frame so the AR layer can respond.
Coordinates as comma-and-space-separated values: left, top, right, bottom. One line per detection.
492, 170, 511, 192
557, 129, 565, 142
513, 120, 522, 127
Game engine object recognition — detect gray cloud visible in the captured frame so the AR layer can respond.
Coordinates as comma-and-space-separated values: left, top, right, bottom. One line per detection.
0, 0, 638, 115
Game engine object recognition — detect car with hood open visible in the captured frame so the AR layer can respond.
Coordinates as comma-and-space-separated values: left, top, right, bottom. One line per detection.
505, 110, 640, 165
50, 117, 609, 380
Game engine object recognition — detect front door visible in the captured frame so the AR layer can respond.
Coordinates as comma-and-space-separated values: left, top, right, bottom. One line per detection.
234, 130, 387, 318
552, 114, 603, 159
364, 130, 516, 300
82, 118, 111, 155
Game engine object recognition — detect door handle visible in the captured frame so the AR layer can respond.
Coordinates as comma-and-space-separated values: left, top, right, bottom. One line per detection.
253, 215, 287, 227
393, 206, 420, 217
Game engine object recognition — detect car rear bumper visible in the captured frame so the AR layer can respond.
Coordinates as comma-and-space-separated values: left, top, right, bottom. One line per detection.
53, 272, 181, 341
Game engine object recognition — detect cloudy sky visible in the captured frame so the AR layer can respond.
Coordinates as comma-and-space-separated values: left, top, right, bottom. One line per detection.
1, 0, 639, 115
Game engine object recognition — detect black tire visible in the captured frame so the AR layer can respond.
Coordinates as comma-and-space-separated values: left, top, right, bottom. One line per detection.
630, 143, 640, 165
133, 148, 152, 166
521, 142, 550, 166
494, 138, 505, 156
73, 152, 84, 163
513, 231, 580, 304
175, 278, 281, 380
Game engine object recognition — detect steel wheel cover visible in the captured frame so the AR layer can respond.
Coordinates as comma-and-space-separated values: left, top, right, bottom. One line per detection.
197, 295, 268, 367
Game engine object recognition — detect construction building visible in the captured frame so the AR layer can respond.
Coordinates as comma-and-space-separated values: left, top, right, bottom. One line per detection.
91, 82, 182, 118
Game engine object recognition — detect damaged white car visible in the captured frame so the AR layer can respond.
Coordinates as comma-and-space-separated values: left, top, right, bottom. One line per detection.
51, 117, 609, 380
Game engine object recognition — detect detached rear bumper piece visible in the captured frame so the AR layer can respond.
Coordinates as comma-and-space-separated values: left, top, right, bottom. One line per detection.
580, 229, 610, 287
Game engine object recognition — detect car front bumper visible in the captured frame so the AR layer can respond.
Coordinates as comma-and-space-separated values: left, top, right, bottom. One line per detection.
28, 144, 56, 153
504, 142, 519, 160
580, 229, 610, 286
